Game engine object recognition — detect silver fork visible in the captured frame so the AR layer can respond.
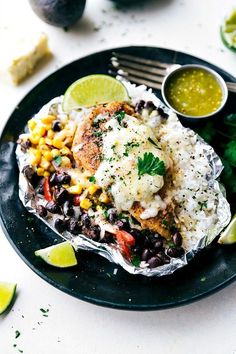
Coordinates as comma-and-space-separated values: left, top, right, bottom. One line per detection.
109, 52, 236, 93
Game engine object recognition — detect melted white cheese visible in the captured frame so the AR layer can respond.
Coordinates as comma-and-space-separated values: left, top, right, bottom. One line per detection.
95, 114, 169, 216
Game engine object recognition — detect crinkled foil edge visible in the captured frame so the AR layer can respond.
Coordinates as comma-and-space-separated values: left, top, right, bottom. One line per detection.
16, 107, 231, 277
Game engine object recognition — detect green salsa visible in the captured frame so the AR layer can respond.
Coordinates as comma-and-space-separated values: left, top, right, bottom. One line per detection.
165, 68, 223, 116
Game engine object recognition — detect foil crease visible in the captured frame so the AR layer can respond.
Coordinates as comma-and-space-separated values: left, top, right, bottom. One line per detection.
16, 102, 231, 277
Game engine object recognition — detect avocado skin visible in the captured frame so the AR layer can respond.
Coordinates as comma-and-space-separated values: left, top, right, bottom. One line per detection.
29, 0, 86, 28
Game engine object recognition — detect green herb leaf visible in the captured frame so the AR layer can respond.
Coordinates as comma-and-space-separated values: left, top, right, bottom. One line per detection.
137, 152, 166, 177
53, 155, 62, 166
224, 141, 236, 167
40, 308, 49, 314
89, 176, 96, 183
15, 330, 20, 339
131, 255, 141, 267
198, 201, 208, 211
115, 111, 125, 124
94, 131, 103, 137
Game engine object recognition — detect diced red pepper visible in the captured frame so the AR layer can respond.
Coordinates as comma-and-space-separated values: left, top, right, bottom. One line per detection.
43, 177, 53, 201
116, 230, 135, 260
73, 195, 81, 206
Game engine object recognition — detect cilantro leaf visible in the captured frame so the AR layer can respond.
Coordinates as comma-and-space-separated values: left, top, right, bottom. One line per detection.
224, 141, 236, 167
131, 255, 141, 267
115, 111, 125, 124
89, 176, 96, 183
53, 155, 62, 166
137, 152, 166, 177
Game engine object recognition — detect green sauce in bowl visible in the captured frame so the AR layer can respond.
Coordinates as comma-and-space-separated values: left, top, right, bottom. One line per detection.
164, 67, 224, 117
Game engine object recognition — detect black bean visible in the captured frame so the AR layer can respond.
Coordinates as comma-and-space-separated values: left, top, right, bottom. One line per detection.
82, 225, 100, 241
22, 165, 35, 181
108, 209, 117, 223
135, 100, 145, 112
154, 239, 163, 251
157, 107, 169, 119
52, 120, 62, 132
133, 245, 142, 255
53, 186, 69, 205
155, 251, 166, 263
36, 181, 44, 195
63, 200, 74, 217
45, 201, 61, 214
172, 232, 182, 247
21, 139, 31, 152
54, 218, 66, 233
148, 256, 163, 268
57, 172, 71, 185
100, 231, 114, 244
144, 101, 155, 110
81, 214, 91, 227
167, 247, 184, 258
67, 218, 80, 235
36, 205, 47, 217
141, 248, 152, 262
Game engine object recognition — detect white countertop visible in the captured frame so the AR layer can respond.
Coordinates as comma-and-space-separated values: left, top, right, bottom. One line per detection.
1, 0, 236, 353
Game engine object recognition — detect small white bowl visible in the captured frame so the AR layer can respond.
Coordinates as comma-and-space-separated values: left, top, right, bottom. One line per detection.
161, 64, 228, 119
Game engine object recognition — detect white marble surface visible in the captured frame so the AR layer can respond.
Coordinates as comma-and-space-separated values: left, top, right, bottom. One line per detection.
1, 0, 236, 353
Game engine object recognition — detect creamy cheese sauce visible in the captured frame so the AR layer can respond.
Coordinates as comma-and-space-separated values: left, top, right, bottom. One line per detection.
95, 114, 169, 216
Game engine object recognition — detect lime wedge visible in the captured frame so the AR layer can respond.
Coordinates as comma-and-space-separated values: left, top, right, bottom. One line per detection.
221, 9, 236, 51
218, 215, 236, 244
35, 241, 78, 268
0, 282, 17, 315
62, 74, 129, 112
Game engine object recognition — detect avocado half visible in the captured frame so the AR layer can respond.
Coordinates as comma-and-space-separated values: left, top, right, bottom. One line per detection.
29, 0, 86, 28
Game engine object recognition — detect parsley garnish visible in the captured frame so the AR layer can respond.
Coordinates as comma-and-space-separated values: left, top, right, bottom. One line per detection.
131, 255, 141, 267
53, 155, 62, 166
137, 152, 166, 177
124, 141, 140, 156
89, 176, 96, 183
115, 111, 125, 124
15, 330, 20, 339
94, 131, 103, 137
198, 201, 208, 210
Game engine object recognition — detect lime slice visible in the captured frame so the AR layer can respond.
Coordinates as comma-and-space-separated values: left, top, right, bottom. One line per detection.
221, 9, 236, 51
218, 215, 236, 244
0, 282, 17, 315
35, 241, 78, 268
62, 74, 129, 112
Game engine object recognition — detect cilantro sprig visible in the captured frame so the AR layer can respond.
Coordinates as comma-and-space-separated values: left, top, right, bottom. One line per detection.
137, 152, 166, 177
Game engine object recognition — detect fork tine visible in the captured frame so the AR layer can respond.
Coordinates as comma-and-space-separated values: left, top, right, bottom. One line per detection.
111, 58, 167, 76
112, 52, 170, 69
108, 69, 162, 90
110, 63, 164, 84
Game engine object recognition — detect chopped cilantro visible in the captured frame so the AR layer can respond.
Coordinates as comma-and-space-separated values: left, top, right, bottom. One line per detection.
53, 155, 62, 166
94, 131, 103, 137
137, 152, 166, 177
131, 255, 141, 267
15, 330, 20, 339
124, 140, 140, 156
198, 201, 208, 210
115, 110, 125, 124
167, 240, 175, 248
89, 176, 96, 183
103, 210, 109, 219
162, 220, 168, 227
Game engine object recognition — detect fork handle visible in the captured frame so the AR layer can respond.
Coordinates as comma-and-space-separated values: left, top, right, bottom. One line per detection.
226, 82, 236, 93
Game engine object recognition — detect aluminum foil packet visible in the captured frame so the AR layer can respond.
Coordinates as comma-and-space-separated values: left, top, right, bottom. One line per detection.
15, 85, 231, 277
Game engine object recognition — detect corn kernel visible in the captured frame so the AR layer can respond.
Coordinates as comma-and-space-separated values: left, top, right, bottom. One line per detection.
37, 167, 45, 176
96, 205, 103, 211
39, 144, 50, 153
41, 115, 55, 124
52, 138, 64, 149
42, 124, 52, 131
99, 192, 110, 204
80, 198, 92, 210
45, 138, 53, 146
30, 150, 41, 166
28, 119, 37, 131
43, 171, 50, 177
40, 157, 50, 170
67, 184, 84, 195
51, 149, 60, 158
39, 137, 45, 145
60, 146, 71, 155
88, 184, 100, 195
47, 129, 55, 139
34, 126, 46, 138
43, 150, 53, 161
60, 156, 71, 168
29, 134, 40, 145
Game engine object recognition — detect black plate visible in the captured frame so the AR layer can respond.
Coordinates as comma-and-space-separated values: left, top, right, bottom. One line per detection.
1, 46, 236, 311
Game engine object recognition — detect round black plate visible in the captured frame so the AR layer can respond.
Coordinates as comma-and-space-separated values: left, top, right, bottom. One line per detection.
1, 46, 236, 310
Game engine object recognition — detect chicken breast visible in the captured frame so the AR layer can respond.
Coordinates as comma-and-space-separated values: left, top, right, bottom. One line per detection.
72, 101, 174, 239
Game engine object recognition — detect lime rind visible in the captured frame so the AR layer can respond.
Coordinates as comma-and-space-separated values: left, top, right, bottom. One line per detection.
62, 74, 130, 112
221, 10, 236, 51
0, 282, 17, 315
218, 215, 236, 244
35, 241, 78, 268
